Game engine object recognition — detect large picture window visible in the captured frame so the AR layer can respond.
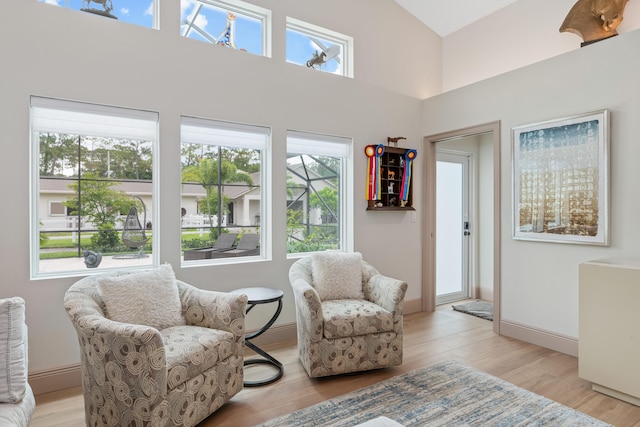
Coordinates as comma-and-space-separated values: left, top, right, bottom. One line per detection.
286, 131, 353, 255
31, 97, 158, 278
181, 117, 269, 263
180, 0, 271, 57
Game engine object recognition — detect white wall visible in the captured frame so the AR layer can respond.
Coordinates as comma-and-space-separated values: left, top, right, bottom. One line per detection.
443, 0, 640, 92
0, 0, 439, 374
422, 28, 640, 339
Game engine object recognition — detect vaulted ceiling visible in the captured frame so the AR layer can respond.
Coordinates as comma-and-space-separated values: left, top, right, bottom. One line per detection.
394, 0, 520, 37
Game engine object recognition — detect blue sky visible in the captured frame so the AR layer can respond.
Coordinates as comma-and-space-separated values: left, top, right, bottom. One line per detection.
39, 0, 341, 73
39, 0, 155, 27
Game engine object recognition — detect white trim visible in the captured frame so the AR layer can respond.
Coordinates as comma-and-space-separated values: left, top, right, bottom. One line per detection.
500, 320, 578, 357
31, 96, 158, 141
151, 0, 160, 30
181, 116, 270, 150
287, 130, 351, 158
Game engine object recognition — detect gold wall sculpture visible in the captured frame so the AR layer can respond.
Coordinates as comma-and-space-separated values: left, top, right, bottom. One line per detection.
560, 0, 629, 46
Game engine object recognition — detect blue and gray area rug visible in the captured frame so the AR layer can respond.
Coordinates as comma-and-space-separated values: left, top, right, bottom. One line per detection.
256, 360, 610, 426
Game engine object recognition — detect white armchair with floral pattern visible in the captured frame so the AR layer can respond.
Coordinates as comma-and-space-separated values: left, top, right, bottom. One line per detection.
289, 253, 407, 378
64, 264, 247, 427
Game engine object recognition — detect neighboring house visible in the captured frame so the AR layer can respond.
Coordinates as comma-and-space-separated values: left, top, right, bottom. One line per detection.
38, 165, 336, 232
39, 178, 153, 232
38, 177, 270, 232
223, 172, 262, 227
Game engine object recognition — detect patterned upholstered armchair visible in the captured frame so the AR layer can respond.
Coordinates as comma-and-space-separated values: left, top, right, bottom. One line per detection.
289, 253, 407, 378
64, 264, 247, 427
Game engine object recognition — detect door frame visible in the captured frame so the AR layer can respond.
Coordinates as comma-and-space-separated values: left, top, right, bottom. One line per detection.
422, 121, 501, 335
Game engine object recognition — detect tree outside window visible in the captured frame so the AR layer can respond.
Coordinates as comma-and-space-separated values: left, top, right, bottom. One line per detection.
181, 145, 256, 245
180, 117, 267, 262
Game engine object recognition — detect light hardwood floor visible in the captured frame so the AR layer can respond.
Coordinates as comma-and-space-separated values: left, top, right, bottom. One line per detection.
32, 304, 640, 427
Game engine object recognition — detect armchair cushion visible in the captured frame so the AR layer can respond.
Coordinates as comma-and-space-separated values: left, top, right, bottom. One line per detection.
0, 297, 28, 404
311, 252, 364, 300
98, 263, 185, 330
322, 300, 393, 339
161, 325, 236, 389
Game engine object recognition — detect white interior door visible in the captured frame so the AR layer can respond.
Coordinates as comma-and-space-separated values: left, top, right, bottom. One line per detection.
436, 151, 471, 304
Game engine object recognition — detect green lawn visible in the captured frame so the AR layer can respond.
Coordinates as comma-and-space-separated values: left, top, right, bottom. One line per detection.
40, 236, 93, 249
39, 230, 213, 259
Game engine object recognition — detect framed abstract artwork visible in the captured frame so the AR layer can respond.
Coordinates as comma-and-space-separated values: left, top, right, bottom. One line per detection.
512, 110, 609, 245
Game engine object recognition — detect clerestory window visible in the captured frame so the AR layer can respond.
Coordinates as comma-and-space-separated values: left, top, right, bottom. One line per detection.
38, 0, 159, 28
286, 17, 353, 78
180, 0, 271, 57
286, 130, 353, 255
31, 97, 158, 279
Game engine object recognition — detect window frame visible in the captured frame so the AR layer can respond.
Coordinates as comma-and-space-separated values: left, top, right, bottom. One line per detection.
286, 130, 354, 258
180, 116, 271, 266
30, 96, 159, 279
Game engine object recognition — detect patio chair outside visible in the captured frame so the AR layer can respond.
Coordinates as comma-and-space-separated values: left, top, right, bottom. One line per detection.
183, 233, 237, 260
210, 233, 260, 258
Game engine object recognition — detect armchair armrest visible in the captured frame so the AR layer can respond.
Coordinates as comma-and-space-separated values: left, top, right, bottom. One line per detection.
70, 314, 167, 398
365, 274, 408, 314
290, 276, 324, 344
177, 281, 248, 341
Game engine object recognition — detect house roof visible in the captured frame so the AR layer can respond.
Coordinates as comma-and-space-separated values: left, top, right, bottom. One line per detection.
39, 178, 154, 196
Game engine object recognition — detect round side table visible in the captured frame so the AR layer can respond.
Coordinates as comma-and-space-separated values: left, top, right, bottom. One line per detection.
231, 287, 284, 387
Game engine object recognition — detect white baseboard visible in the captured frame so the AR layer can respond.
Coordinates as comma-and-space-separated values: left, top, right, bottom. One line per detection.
499, 320, 578, 357
29, 364, 81, 396
248, 321, 296, 347
477, 288, 493, 302
404, 297, 422, 315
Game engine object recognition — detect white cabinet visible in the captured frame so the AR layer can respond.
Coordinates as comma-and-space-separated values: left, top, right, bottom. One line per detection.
579, 258, 640, 405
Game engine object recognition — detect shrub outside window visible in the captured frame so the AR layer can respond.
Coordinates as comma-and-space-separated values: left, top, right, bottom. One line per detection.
286, 17, 353, 78
181, 117, 269, 263
180, 0, 271, 57
38, 0, 159, 28
31, 97, 158, 279
286, 130, 353, 255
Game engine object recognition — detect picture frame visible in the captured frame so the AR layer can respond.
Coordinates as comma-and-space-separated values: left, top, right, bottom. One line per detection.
512, 110, 609, 245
